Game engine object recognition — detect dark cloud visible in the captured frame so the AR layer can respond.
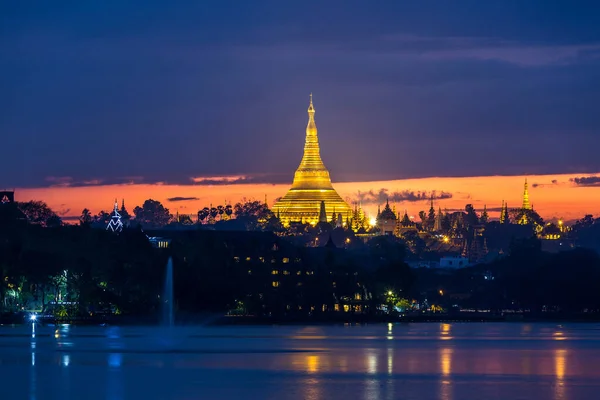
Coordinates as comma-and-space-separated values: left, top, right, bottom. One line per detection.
532, 179, 560, 188
356, 189, 453, 205
167, 197, 199, 202
571, 176, 600, 187
191, 175, 287, 186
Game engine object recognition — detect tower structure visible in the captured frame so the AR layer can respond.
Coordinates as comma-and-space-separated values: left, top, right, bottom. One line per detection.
522, 179, 531, 210
106, 199, 123, 233
376, 199, 397, 235
272, 95, 351, 225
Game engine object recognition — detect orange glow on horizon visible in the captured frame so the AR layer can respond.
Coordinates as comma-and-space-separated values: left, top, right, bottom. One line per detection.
11, 172, 600, 222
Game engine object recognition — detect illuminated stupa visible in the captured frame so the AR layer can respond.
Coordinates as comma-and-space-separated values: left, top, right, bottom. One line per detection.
273, 95, 351, 226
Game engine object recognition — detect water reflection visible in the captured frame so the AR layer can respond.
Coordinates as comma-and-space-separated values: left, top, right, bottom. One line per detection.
62, 354, 70, 367
440, 323, 452, 340
306, 354, 320, 373
107, 353, 124, 400
302, 354, 322, 400
387, 347, 393, 375
364, 350, 380, 400
386, 347, 394, 400
109, 353, 123, 369
366, 351, 377, 374
30, 323, 37, 400
440, 348, 452, 376
439, 347, 453, 400
554, 349, 567, 400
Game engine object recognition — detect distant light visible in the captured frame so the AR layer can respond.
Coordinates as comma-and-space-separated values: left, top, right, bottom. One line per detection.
387, 291, 393, 296
29, 314, 37, 321
369, 217, 377, 226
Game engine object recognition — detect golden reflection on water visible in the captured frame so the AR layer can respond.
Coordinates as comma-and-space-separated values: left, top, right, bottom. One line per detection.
440, 323, 452, 340
553, 331, 566, 341
306, 355, 320, 374
554, 349, 567, 400
440, 348, 452, 376
440, 347, 453, 400
387, 347, 393, 375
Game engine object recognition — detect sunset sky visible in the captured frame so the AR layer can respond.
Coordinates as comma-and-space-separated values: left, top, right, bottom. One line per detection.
2, 1, 600, 222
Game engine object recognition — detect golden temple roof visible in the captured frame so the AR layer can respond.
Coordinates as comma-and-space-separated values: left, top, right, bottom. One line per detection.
272, 95, 351, 225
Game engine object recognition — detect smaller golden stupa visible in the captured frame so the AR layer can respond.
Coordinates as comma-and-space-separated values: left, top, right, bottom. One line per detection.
273, 95, 351, 225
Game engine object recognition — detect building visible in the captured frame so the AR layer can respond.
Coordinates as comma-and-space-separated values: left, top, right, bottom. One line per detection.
0, 190, 26, 224
376, 200, 396, 235
272, 95, 352, 226
439, 256, 470, 269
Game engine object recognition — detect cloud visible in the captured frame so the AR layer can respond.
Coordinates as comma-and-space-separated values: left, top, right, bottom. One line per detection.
532, 179, 561, 188
167, 196, 199, 202
37, 174, 286, 189
190, 175, 285, 185
355, 188, 453, 205
45, 176, 73, 187
43, 176, 146, 188
571, 176, 600, 186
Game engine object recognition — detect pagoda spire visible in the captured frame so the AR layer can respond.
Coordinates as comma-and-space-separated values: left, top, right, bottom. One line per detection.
522, 178, 531, 210
271, 94, 352, 225
318, 201, 327, 223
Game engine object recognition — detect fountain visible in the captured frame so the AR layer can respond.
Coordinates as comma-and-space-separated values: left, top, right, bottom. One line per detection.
162, 257, 174, 327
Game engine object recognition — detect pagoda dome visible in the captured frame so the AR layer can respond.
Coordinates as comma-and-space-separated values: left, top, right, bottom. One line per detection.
377, 200, 396, 221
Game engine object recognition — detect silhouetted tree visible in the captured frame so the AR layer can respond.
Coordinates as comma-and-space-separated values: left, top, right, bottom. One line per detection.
133, 199, 172, 228
233, 199, 275, 231
80, 209, 92, 226
46, 214, 62, 227
94, 211, 111, 225
17, 200, 59, 226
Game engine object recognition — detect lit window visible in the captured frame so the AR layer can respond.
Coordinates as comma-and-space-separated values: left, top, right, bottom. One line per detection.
272, 270, 279, 275
233, 257, 240, 262
248, 270, 252, 275
334, 304, 340, 312
259, 257, 265, 263
282, 258, 289, 263
283, 270, 290, 275
296, 271, 301, 275
246, 257, 251, 262
343, 305, 350, 312
354, 293, 361, 300
272, 281, 279, 288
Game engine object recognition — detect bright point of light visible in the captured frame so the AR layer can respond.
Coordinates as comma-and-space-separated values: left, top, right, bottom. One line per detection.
387, 291, 393, 296
29, 314, 37, 321
369, 217, 377, 226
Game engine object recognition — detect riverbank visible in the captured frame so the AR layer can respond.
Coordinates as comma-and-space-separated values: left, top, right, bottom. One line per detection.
5, 311, 600, 326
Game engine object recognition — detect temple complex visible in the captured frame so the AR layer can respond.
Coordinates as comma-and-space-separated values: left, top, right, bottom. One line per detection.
272, 95, 351, 225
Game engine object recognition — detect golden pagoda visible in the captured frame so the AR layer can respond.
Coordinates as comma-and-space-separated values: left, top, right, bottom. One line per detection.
273, 94, 352, 226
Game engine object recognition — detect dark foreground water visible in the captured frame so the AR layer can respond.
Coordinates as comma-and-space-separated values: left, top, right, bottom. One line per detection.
1, 322, 600, 400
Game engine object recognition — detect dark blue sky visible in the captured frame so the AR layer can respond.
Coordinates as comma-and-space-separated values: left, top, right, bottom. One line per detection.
2, 1, 600, 188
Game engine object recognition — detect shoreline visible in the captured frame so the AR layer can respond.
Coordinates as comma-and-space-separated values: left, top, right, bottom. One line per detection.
4, 312, 600, 326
